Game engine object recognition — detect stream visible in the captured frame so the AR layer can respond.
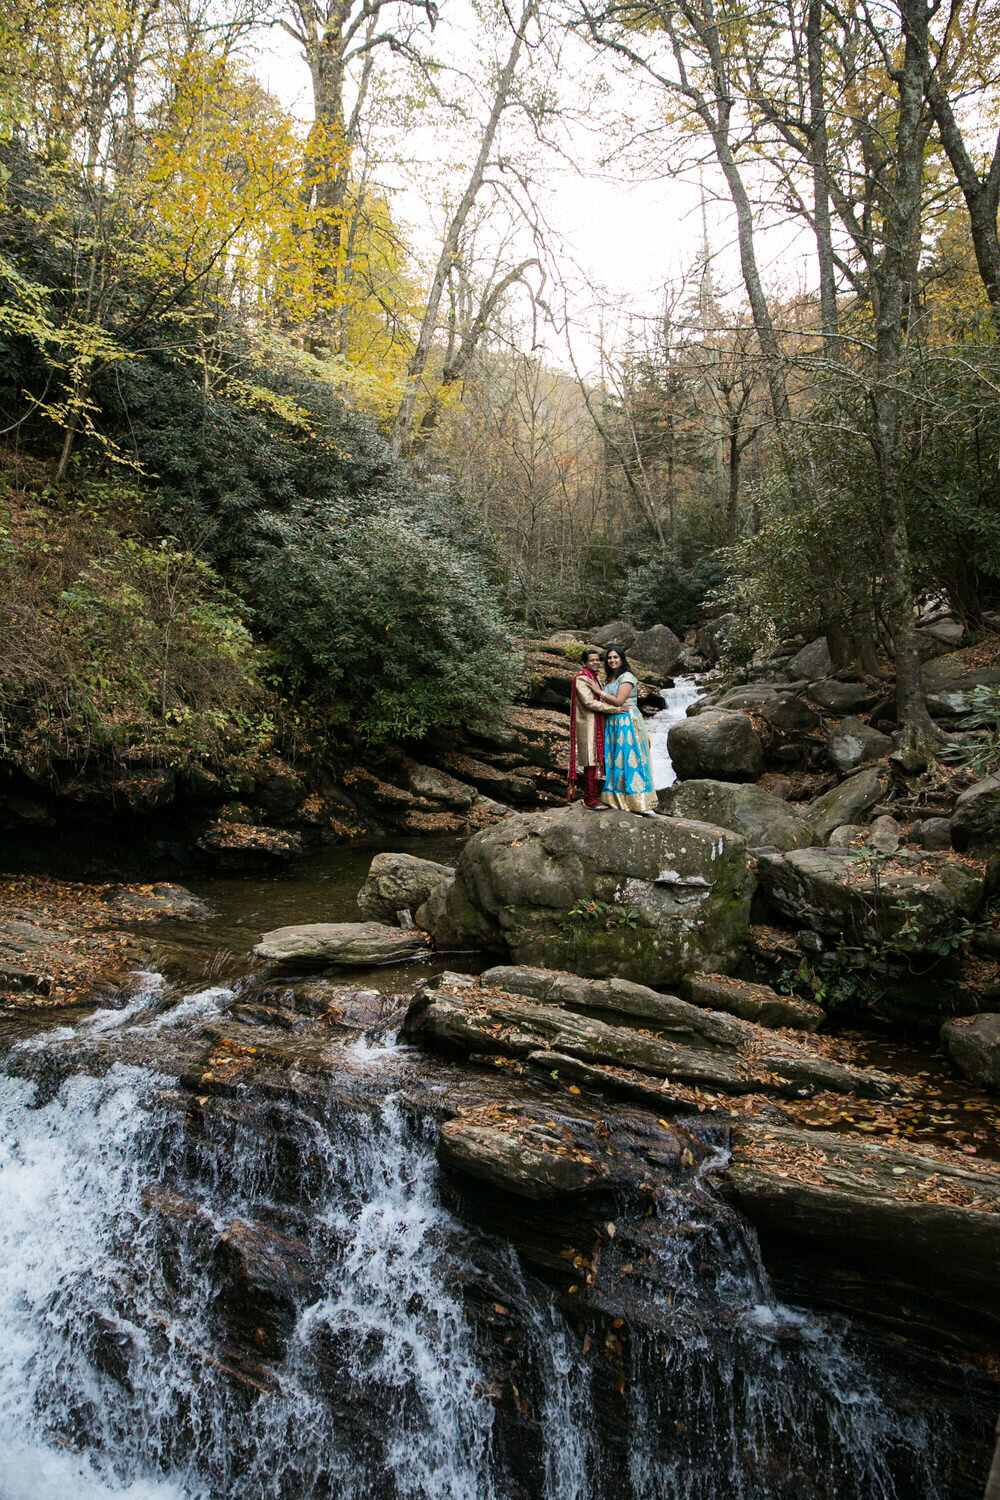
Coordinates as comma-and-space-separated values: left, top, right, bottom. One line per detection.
0, 691, 990, 1498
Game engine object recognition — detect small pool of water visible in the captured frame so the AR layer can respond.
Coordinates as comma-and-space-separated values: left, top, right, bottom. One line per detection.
145, 834, 473, 997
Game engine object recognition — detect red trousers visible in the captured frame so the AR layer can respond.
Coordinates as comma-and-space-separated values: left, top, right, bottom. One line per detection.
581, 767, 603, 807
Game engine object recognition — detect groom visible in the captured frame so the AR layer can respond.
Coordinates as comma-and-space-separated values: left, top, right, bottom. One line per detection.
568, 646, 613, 811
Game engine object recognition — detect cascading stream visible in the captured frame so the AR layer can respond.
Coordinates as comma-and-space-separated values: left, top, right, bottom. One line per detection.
646, 677, 703, 791
0, 986, 958, 1499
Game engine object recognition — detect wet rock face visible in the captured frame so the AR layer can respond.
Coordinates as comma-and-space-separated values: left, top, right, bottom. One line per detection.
439, 804, 755, 985
667, 710, 765, 783
357, 852, 455, 925
254, 921, 430, 966
660, 779, 817, 852
729, 1123, 1000, 1317
941, 1013, 1000, 1093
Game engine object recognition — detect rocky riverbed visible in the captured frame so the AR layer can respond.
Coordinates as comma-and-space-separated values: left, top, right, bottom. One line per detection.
2, 813, 998, 1498
4, 615, 1000, 1496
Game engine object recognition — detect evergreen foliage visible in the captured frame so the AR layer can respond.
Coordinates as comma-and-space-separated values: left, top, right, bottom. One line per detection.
0, 143, 518, 765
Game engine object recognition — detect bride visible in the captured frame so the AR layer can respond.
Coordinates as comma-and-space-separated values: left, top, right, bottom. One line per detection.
598, 646, 659, 816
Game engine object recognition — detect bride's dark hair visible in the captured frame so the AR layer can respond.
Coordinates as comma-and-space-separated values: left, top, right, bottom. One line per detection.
603, 644, 632, 678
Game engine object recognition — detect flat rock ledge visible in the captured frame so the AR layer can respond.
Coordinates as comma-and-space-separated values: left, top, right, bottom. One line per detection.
403, 972, 902, 1102
437, 1103, 707, 1201
682, 973, 825, 1032
254, 921, 430, 966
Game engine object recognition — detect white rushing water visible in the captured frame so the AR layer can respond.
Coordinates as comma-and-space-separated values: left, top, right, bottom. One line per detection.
647, 677, 703, 790
0, 992, 957, 1499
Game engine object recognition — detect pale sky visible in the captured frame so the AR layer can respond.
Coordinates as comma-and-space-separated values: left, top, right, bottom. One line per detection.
248, 1, 818, 369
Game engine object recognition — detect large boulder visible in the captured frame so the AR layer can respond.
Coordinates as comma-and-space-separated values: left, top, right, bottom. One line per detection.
827, 716, 892, 775
660, 779, 817, 852
807, 680, 871, 714
783, 636, 832, 681
254, 921, 429, 966
759, 694, 822, 735
629, 623, 684, 680
590, 620, 636, 649
950, 775, 1000, 852
357, 851, 456, 924
667, 710, 765, 783
756, 847, 985, 955
804, 766, 885, 840
438, 803, 755, 985
941, 1013, 1000, 1092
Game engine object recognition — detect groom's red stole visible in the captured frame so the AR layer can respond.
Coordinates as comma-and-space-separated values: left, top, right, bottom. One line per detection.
567, 667, 605, 801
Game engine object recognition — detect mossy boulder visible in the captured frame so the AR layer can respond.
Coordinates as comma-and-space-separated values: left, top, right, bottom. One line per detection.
438, 803, 754, 984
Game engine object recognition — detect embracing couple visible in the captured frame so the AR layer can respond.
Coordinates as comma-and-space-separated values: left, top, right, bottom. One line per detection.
568, 645, 659, 817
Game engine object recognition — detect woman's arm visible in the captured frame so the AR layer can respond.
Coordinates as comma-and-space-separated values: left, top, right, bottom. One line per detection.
577, 677, 616, 714
600, 681, 633, 707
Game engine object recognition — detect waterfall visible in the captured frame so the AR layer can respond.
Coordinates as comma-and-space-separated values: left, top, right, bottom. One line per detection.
646, 677, 703, 790
0, 994, 960, 1499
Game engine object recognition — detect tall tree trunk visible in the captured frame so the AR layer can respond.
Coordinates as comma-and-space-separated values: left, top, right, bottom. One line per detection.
807, 0, 840, 359
392, 0, 538, 453
871, 7, 938, 764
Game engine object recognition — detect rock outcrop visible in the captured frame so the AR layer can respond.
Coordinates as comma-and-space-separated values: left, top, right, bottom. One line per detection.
756, 847, 985, 956
728, 1123, 1000, 1319
403, 973, 899, 1100
435, 803, 755, 984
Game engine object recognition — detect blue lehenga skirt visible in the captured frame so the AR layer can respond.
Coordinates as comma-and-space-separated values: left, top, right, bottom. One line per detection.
601, 704, 658, 813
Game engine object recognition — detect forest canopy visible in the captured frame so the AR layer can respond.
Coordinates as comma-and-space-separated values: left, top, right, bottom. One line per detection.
1, 0, 1000, 773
